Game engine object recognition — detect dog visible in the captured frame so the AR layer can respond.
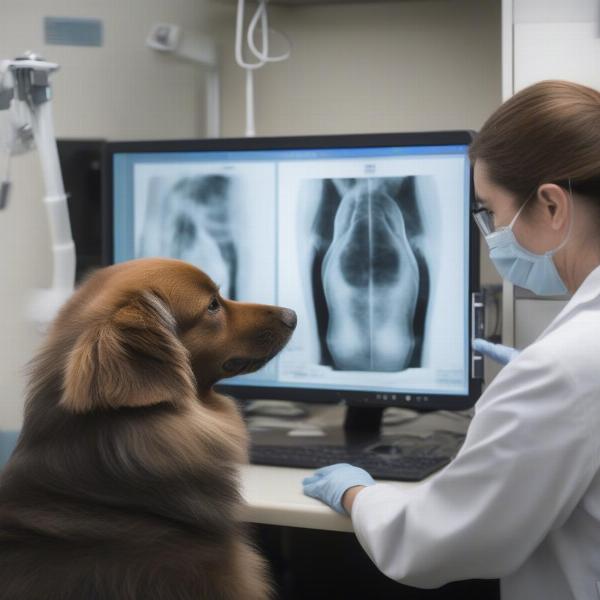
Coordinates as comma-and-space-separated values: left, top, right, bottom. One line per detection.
0, 258, 297, 600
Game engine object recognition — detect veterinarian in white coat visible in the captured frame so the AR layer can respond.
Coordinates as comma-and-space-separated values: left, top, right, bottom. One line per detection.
303, 80, 600, 599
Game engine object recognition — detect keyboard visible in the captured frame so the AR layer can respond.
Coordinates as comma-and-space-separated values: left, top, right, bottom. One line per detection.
249, 443, 454, 481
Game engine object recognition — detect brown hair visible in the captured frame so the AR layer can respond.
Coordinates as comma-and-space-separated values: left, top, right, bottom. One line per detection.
469, 80, 600, 206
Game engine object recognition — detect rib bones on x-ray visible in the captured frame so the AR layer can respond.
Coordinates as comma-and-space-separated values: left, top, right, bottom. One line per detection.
139, 174, 239, 299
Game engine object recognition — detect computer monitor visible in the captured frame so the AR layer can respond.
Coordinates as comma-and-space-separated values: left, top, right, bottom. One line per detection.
104, 132, 481, 428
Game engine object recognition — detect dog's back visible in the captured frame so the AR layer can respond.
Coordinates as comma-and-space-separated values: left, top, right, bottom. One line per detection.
0, 386, 271, 600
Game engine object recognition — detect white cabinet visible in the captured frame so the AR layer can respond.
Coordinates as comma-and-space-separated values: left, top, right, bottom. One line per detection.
500, 0, 598, 347
505, 0, 600, 100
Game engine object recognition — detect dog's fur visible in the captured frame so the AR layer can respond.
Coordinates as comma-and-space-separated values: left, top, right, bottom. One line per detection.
0, 258, 296, 600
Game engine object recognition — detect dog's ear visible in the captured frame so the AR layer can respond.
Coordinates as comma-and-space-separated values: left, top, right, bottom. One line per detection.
60, 292, 197, 413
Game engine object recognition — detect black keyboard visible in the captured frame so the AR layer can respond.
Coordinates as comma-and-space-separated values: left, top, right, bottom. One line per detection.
249, 443, 454, 481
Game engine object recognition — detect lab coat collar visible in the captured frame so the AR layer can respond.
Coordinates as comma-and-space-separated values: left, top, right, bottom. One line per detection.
536, 263, 600, 342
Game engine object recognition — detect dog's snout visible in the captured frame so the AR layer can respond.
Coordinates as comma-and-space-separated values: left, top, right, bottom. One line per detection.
256, 329, 276, 345
278, 308, 297, 330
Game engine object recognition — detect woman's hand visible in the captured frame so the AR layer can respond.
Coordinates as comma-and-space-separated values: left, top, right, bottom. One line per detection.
472, 338, 520, 366
302, 463, 375, 514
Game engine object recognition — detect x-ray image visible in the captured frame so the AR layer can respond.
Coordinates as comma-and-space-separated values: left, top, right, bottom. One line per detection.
297, 176, 435, 373
124, 153, 466, 392
136, 174, 240, 299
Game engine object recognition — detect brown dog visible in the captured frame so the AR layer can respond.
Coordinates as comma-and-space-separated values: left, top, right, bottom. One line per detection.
0, 258, 296, 600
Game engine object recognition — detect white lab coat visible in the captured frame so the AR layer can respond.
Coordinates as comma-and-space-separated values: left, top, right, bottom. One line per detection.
351, 265, 600, 599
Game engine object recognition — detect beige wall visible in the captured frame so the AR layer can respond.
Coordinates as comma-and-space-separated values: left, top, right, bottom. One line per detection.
216, 0, 501, 138
0, 0, 501, 431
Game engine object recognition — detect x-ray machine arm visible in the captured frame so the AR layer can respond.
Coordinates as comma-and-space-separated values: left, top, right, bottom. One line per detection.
0, 53, 75, 326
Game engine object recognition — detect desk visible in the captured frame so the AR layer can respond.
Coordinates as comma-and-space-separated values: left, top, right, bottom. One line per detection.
238, 403, 471, 533
238, 458, 500, 599
240, 464, 423, 532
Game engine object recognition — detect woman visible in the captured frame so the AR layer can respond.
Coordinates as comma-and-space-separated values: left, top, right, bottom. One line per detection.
303, 80, 600, 599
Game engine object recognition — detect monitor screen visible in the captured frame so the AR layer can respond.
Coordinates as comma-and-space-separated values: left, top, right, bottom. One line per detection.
107, 132, 480, 410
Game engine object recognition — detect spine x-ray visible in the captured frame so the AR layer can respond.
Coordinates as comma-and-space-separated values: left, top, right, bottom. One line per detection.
302, 177, 430, 372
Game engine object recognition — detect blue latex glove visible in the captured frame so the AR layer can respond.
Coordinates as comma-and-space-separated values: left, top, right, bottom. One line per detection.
302, 463, 375, 514
472, 338, 520, 366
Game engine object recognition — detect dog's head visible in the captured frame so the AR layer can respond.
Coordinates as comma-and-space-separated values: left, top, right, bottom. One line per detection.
55, 258, 296, 413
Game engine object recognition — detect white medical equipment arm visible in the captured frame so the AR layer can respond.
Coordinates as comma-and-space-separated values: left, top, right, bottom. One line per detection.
146, 25, 220, 138
0, 54, 76, 325
235, 0, 291, 137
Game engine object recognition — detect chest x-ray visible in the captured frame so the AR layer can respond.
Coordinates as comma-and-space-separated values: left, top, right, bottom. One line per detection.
136, 174, 239, 299
299, 176, 434, 372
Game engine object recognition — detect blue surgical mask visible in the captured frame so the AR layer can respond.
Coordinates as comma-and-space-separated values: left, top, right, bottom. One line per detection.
484, 189, 572, 296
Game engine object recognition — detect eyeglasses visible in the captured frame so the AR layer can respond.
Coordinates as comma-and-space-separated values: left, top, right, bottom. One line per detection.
471, 203, 497, 237
471, 186, 541, 237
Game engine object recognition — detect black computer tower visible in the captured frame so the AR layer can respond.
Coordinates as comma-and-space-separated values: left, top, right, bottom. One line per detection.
57, 138, 105, 282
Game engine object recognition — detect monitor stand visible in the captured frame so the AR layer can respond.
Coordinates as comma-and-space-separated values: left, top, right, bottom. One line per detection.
243, 399, 468, 457
343, 405, 386, 448
244, 399, 470, 481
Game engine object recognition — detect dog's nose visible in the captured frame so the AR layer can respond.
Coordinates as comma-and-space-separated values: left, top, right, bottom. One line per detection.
278, 308, 297, 330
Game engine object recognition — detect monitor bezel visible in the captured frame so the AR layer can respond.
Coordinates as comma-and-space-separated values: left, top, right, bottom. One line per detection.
103, 130, 481, 411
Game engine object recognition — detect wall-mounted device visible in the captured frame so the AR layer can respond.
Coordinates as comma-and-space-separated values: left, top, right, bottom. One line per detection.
146, 23, 220, 138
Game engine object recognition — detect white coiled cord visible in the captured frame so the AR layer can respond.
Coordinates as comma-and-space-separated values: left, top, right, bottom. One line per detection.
235, 0, 291, 136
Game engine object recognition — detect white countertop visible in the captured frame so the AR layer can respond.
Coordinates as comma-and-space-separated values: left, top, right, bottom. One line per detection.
239, 463, 422, 532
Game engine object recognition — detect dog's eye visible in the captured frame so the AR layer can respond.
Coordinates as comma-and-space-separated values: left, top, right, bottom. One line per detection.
207, 297, 220, 313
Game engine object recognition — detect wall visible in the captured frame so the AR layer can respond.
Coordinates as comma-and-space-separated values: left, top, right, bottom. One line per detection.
216, 0, 501, 139
0, 0, 502, 456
